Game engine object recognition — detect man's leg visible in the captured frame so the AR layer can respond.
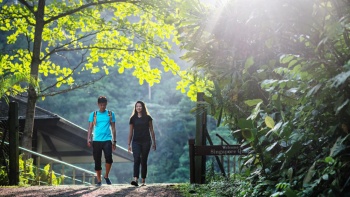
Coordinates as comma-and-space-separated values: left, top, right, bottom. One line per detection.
103, 141, 113, 184
93, 142, 103, 184
96, 170, 102, 183
105, 163, 112, 178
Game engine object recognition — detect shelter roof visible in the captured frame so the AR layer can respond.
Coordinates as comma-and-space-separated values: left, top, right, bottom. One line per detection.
0, 96, 133, 163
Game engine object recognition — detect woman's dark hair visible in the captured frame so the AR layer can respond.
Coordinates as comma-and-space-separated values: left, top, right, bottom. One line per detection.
131, 101, 150, 118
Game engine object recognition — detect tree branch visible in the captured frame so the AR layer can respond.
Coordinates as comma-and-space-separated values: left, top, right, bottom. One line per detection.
17, 0, 34, 14
45, 0, 132, 24
38, 75, 106, 97
40, 50, 90, 93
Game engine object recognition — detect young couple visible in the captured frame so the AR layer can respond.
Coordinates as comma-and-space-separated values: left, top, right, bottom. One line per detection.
87, 96, 156, 187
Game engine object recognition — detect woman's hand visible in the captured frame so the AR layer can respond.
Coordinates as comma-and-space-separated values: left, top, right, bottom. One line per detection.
87, 140, 92, 147
128, 145, 132, 153
152, 143, 156, 151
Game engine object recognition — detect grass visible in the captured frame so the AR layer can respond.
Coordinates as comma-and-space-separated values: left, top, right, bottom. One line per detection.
174, 180, 236, 197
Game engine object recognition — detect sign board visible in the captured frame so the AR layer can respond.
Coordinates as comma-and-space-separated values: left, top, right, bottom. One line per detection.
194, 145, 245, 156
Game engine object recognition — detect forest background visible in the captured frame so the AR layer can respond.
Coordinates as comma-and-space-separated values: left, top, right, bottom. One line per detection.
35, 53, 235, 184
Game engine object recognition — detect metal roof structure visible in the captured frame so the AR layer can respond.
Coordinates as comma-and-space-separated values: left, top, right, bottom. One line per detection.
0, 96, 133, 164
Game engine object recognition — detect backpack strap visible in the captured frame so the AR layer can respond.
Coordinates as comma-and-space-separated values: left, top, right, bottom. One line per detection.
108, 110, 113, 124
93, 111, 97, 126
93, 110, 113, 126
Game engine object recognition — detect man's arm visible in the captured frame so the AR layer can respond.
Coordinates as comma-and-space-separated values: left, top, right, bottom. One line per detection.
87, 122, 94, 147
111, 122, 117, 150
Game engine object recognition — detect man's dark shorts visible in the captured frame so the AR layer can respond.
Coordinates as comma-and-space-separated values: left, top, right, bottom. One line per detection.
92, 141, 113, 171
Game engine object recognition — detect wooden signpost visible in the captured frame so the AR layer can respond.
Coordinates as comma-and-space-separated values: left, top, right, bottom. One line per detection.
191, 92, 246, 184
194, 144, 243, 156
189, 139, 246, 184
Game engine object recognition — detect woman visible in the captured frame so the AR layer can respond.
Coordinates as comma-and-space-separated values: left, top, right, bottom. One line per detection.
128, 101, 156, 186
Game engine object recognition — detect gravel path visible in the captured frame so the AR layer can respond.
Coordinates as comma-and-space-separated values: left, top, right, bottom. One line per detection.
0, 184, 184, 197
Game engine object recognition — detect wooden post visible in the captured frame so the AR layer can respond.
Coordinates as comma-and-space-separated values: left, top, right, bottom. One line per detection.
195, 92, 206, 184
189, 139, 195, 184
9, 101, 19, 185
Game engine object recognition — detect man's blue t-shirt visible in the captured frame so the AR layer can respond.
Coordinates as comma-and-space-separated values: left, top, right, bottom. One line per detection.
88, 110, 116, 141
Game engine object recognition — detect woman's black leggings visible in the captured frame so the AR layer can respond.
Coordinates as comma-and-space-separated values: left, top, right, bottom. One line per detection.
132, 141, 151, 179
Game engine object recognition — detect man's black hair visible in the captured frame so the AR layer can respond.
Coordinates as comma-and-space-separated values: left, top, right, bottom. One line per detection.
98, 96, 107, 103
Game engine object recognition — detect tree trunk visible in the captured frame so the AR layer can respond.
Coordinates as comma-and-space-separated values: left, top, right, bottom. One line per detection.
22, 0, 45, 159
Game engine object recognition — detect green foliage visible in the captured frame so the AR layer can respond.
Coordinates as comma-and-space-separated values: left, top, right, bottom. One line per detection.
18, 155, 35, 186
0, 61, 37, 101
0, 155, 35, 186
0, 166, 8, 186
177, 175, 251, 197
37, 164, 61, 186
0, 0, 183, 97
0, 154, 62, 186
178, 0, 350, 196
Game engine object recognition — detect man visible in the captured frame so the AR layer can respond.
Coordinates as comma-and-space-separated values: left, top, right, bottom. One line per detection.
87, 96, 117, 186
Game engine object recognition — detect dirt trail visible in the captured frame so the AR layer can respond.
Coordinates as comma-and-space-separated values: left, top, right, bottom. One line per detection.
0, 184, 184, 197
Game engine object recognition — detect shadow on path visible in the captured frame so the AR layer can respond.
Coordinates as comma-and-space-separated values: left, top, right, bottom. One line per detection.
0, 184, 184, 197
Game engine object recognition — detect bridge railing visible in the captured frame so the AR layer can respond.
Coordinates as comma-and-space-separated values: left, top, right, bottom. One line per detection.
4, 141, 95, 185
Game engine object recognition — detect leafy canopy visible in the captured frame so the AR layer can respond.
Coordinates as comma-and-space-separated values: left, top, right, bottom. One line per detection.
0, 0, 182, 97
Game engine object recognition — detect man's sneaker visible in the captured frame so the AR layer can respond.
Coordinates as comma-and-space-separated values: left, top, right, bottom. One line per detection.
104, 177, 112, 185
96, 182, 102, 187
131, 180, 139, 187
